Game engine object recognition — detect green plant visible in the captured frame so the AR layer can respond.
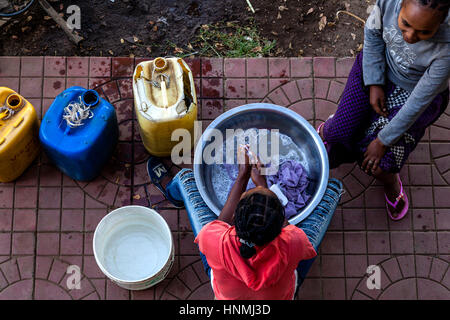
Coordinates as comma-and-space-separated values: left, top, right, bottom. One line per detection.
168, 21, 276, 58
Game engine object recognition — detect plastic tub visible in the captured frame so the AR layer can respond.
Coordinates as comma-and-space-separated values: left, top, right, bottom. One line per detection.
93, 206, 174, 290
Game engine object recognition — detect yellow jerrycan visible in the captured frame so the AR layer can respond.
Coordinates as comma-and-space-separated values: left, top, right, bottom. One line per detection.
133, 57, 197, 157
0, 87, 40, 182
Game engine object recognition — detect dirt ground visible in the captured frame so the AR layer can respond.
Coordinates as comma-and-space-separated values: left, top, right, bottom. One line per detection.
0, 0, 375, 57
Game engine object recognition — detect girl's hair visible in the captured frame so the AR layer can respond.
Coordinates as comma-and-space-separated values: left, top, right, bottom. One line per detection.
413, 0, 449, 12
234, 191, 285, 259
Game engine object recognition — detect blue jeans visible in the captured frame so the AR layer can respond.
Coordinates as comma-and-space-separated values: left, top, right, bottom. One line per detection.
166, 169, 343, 288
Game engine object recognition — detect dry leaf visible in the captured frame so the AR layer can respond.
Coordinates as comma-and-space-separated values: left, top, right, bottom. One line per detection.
318, 16, 327, 31
351, 33, 356, 40
277, 12, 282, 19
307, 8, 314, 15
357, 43, 363, 51
133, 35, 140, 42
174, 47, 184, 54
152, 25, 158, 32
133, 194, 141, 200
251, 46, 262, 53
271, 31, 279, 36
278, 5, 288, 11
120, 38, 125, 44
146, 47, 152, 54
108, 50, 114, 55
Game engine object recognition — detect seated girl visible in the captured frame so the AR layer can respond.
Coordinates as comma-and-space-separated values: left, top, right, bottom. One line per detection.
150, 146, 343, 299
318, 0, 449, 220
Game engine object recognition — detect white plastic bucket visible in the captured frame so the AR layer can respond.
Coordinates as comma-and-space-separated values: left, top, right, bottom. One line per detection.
93, 205, 174, 290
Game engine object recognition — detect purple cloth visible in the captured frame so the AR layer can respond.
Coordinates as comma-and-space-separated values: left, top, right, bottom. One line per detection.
267, 161, 310, 218
323, 51, 449, 173
223, 160, 311, 219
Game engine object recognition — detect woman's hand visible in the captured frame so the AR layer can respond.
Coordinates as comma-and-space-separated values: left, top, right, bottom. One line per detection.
370, 85, 388, 117
362, 138, 387, 174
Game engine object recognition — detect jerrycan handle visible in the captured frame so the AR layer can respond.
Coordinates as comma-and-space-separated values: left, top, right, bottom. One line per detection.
63, 90, 99, 135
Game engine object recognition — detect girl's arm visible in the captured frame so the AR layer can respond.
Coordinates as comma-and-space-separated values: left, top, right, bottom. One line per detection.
378, 56, 450, 146
217, 174, 250, 224
364, 1, 390, 118
363, 1, 387, 88
363, 55, 449, 173
218, 146, 251, 224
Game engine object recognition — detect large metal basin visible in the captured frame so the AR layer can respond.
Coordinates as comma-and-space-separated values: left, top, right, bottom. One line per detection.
193, 103, 329, 225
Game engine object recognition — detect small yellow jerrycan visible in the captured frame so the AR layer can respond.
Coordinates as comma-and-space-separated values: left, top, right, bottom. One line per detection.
0, 87, 40, 183
133, 57, 197, 157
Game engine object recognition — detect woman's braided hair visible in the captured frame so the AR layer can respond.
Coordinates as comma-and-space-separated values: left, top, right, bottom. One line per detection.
234, 191, 285, 259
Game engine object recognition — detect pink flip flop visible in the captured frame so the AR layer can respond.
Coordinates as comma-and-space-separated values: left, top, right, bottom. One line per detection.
316, 114, 334, 145
384, 174, 409, 221
316, 122, 328, 146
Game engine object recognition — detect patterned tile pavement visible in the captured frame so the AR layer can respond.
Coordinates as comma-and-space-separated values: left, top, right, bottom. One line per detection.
0, 56, 449, 300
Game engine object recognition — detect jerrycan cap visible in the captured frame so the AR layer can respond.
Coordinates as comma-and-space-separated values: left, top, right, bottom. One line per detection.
153, 57, 168, 73
6, 94, 23, 110
0, 94, 23, 120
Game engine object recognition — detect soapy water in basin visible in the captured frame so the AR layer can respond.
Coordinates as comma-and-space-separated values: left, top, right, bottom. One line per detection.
102, 224, 170, 281
211, 129, 308, 206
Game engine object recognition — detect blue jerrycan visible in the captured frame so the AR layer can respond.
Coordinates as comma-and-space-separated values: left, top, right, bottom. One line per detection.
39, 86, 119, 181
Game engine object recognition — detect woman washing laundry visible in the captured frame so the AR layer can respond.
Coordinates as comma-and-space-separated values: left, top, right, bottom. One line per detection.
318, 0, 449, 220
147, 146, 343, 300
